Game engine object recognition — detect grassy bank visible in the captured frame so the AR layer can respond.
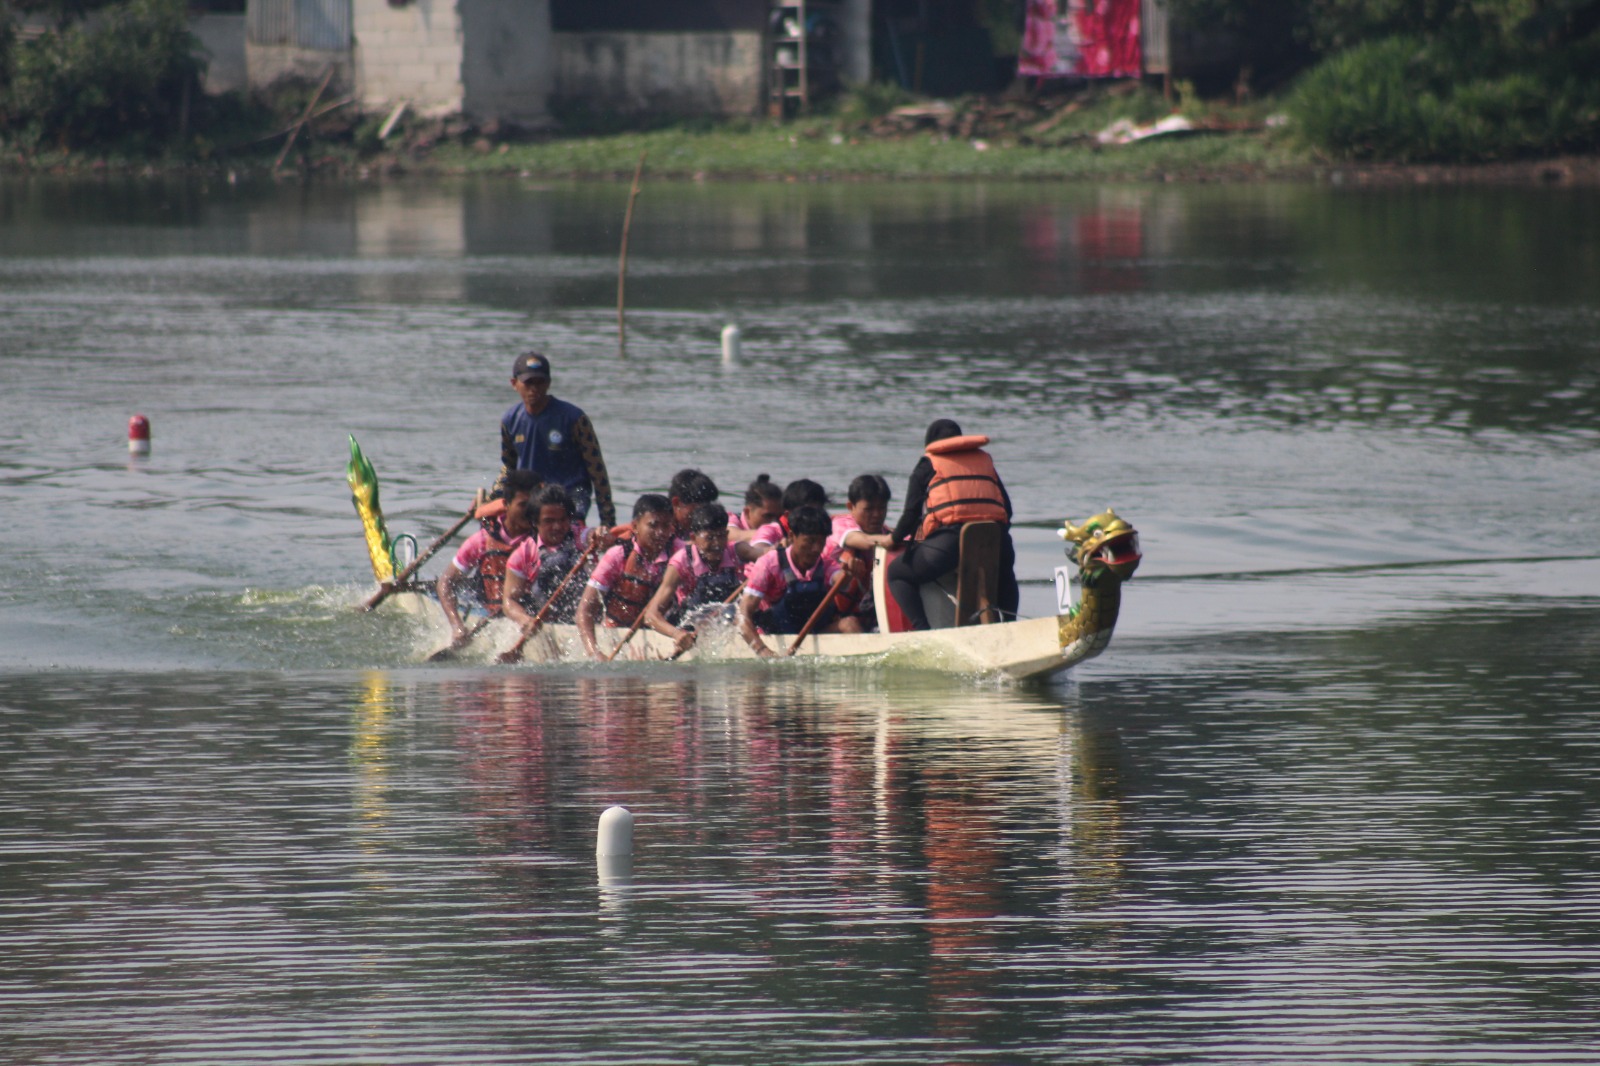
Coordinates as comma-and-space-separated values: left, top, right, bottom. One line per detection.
427, 125, 1306, 182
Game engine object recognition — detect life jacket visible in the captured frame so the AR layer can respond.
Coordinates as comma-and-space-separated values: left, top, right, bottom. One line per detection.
760, 549, 833, 634
828, 546, 871, 616
532, 531, 587, 624
682, 545, 744, 610
918, 434, 1009, 540
602, 539, 664, 628
476, 522, 518, 616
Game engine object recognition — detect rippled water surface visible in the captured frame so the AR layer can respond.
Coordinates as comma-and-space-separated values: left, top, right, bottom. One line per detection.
2, 177, 1598, 1063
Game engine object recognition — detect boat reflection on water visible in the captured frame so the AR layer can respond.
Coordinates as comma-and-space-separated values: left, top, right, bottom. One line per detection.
348, 669, 1129, 1028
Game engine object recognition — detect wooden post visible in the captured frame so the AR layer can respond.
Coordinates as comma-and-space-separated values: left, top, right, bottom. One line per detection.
617, 151, 647, 359
274, 66, 336, 174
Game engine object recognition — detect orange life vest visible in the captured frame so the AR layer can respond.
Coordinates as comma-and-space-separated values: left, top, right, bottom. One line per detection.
829, 545, 872, 615
477, 524, 517, 616
603, 539, 662, 627
918, 434, 1008, 540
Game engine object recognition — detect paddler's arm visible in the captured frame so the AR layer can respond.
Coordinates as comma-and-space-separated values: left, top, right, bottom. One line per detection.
842, 530, 893, 552
572, 416, 616, 528
501, 566, 538, 632
436, 562, 470, 645
575, 585, 606, 661
642, 567, 694, 655
737, 589, 776, 659
890, 457, 933, 544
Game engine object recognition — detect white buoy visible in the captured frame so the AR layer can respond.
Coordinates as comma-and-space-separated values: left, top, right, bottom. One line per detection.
720, 323, 741, 364
596, 805, 634, 901
597, 805, 633, 856
128, 414, 151, 456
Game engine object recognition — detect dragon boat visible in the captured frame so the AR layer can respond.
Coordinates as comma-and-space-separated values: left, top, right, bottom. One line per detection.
347, 437, 1142, 681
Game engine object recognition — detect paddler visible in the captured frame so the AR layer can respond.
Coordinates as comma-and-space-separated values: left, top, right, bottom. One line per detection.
667, 468, 721, 544
641, 502, 747, 657
886, 419, 1018, 630
738, 504, 862, 657
575, 494, 677, 661
826, 473, 895, 632
494, 351, 617, 527
500, 484, 597, 628
435, 470, 542, 649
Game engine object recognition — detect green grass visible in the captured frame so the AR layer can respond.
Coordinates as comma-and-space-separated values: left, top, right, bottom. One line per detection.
430, 124, 1310, 182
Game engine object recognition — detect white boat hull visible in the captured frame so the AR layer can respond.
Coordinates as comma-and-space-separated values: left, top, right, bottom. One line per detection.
390, 592, 1083, 682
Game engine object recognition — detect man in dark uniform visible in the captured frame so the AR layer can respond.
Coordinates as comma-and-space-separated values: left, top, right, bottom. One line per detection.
494, 351, 617, 528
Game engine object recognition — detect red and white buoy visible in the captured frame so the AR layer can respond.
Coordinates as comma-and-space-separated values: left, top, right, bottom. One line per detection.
128, 414, 151, 456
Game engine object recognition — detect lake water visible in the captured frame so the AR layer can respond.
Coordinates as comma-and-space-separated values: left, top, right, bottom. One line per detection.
2, 176, 1598, 1064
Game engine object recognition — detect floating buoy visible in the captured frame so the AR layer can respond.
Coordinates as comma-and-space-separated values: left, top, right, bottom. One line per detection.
596, 805, 634, 893
128, 414, 151, 455
596, 805, 633, 856
721, 323, 741, 364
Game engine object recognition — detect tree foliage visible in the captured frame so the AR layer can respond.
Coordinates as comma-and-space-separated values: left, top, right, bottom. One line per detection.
1287, 30, 1600, 160
1, 0, 203, 151
1165, 0, 1600, 51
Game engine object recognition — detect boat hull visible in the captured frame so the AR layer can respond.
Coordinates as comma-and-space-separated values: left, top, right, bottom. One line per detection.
389, 593, 1083, 681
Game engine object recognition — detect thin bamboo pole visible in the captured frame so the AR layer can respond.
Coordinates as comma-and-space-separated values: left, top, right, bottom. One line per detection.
616, 151, 647, 358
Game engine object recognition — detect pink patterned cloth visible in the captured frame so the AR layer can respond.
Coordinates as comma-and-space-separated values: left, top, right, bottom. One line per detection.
1019, 0, 1141, 79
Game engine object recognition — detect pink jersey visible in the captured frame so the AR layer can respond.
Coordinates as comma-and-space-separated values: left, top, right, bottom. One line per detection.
451, 524, 526, 575
589, 540, 674, 593
751, 519, 786, 546
506, 526, 594, 581
728, 512, 750, 532
668, 543, 744, 604
826, 512, 862, 553
743, 545, 842, 607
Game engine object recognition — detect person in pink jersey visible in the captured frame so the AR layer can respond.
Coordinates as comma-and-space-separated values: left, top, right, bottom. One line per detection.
738, 505, 861, 657
728, 473, 783, 540
501, 484, 599, 629
575, 494, 677, 660
745, 477, 829, 562
825, 474, 894, 632
642, 502, 746, 657
435, 470, 541, 650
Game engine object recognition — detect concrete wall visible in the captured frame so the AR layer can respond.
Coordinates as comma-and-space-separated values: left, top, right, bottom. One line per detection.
351, 0, 465, 118
459, 0, 552, 125
192, 14, 248, 95
551, 30, 762, 117
247, 42, 354, 93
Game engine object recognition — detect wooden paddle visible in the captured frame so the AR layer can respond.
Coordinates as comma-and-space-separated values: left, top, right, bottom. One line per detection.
603, 609, 651, 663
496, 535, 607, 665
785, 571, 849, 657
424, 615, 493, 662
361, 500, 479, 613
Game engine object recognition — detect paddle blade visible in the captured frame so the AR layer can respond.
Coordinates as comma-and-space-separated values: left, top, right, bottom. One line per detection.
347, 435, 395, 584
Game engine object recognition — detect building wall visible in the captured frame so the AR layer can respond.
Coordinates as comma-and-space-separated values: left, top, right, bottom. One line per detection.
459, 0, 552, 124
247, 42, 354, 91
551, 30, 762, 117
351, 0, 465, 118
193, 14, 249, 95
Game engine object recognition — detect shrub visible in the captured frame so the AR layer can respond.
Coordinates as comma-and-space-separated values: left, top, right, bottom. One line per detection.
4, 0, 203, 152
1289, 33, 1600, 162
